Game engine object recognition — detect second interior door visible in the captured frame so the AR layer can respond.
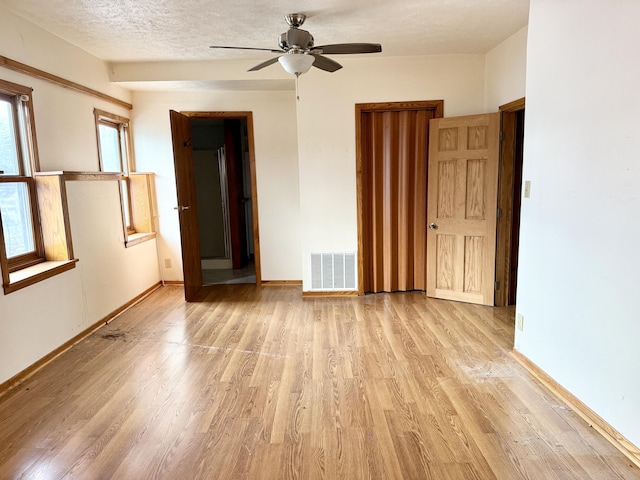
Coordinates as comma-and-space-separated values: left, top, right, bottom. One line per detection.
426, 112, 500, 305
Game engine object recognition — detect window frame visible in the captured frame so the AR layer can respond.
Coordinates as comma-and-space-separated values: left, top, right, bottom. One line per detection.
94, 109, 135, 236
0, 79, 45, 274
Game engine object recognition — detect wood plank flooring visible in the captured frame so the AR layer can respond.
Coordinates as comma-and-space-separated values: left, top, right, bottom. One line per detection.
0, 285, 638, 479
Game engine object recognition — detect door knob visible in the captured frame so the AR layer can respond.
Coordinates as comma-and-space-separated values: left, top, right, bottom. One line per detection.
174, 205, 191, 211
428, 223, 438, 230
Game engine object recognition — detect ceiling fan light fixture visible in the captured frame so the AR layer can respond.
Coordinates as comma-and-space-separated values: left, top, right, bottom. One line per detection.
278, 53, 314, 76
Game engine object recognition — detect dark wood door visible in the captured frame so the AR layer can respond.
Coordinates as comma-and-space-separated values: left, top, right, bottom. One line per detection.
169, 110, 202, 301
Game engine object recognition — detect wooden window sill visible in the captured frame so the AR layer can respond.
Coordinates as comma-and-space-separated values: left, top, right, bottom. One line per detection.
125, 232, 156, 248
4, 259, 78, 294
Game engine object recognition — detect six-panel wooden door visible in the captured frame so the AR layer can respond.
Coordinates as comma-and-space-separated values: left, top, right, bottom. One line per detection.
426, 113, 500, 305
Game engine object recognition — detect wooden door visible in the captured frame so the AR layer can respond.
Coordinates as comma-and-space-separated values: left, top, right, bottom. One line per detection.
426, 113, 500, 305
169, 110, 202, 301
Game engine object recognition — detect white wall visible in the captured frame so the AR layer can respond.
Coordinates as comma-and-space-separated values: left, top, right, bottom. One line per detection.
0, 6, 129, 100
131, 89, 301, 282
65, 182, 159, 322
484, 26, 528, 111
516, 0, 640, 446
295, 54, 486, 290
0, 6, 159, 385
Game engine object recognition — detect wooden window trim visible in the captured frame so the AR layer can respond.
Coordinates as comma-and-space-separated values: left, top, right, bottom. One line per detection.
94, 109, 138, 239
0, 177, 46, 271
37, 171, 123, 181
0, 92, 26, 175
125, 231, 157, 248
35, 171, 156, 248
0, 79, 53, 293
94, 110, 128, 173
0, 79, 41, 171
3, 259, 78, 294
6, 252, 45, 273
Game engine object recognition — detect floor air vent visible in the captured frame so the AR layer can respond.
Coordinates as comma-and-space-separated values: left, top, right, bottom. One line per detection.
310, 252, 357, 291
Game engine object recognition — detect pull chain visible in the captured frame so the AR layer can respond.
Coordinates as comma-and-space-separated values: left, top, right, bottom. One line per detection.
295, 73, 300, 101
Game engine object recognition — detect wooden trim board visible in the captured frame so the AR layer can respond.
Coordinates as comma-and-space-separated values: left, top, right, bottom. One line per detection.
261, 280, 302, 286
0, 55, 132, 110
35, 171, 123, 181
499, 97, 526, 113
4, 259, 78, 294
0, 282, 162, 397
511, 349, 640, 469
301, 291, 359, 298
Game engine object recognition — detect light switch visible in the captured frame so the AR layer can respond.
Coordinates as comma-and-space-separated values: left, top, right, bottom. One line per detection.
524, 180, 531, 198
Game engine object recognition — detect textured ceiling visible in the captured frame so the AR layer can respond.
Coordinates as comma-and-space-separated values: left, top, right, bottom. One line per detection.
0, 0, 529, 63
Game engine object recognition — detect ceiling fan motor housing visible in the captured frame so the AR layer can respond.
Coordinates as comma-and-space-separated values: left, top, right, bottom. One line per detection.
279, 29, 314, 51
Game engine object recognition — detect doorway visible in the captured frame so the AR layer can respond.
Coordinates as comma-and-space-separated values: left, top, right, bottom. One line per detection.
355, 100, 444, 295
191, 117, 256, 285
169, 110, 261, 301
495, 98, 525, 306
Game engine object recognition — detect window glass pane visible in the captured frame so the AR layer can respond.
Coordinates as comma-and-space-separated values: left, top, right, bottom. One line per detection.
98, 123, 122, 172
0, 182, 35, 257
0, 98, 20, 175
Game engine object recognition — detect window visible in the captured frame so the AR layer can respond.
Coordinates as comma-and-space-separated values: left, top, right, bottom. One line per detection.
0, 80, 44, 273
94, 109, 134, 234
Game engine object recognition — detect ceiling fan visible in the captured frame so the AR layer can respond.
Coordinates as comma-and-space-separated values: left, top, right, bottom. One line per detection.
210, 13, 382, 76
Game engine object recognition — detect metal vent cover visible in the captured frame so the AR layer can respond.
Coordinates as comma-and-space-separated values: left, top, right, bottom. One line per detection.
310, 252, 357, 291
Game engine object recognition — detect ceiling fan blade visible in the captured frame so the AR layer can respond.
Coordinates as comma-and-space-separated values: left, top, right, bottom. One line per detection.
210, 45, 283, 53
247, 57, 281, 72
311, 54, 342, 73
312, 43, 382, 55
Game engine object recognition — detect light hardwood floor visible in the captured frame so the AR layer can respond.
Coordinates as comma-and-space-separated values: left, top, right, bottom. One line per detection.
0, 285, 638, 479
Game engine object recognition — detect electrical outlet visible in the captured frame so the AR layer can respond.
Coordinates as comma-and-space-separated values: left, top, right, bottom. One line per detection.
516, 313, 524, 332
524, 180, 531, 198
164, 258, 172, 269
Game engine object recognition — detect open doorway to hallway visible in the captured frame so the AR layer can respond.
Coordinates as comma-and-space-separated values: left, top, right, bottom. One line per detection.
190, 117, 256, 285
496, 98, 525, 306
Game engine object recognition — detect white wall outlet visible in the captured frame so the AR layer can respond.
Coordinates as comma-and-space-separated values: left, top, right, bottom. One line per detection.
516, 313, 524, 331
164, 258, 172, 269
524, 180, 531, 198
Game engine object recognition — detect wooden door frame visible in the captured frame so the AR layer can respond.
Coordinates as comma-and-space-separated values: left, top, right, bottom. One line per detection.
181, 111, 262, 287
495, 98, 525, 306
355, 100, 444, 296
